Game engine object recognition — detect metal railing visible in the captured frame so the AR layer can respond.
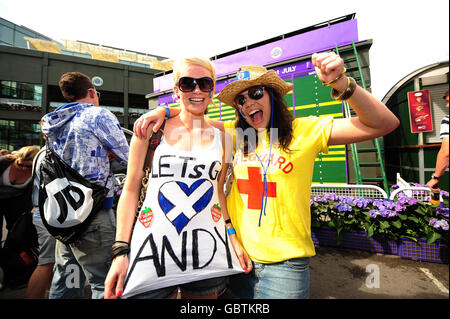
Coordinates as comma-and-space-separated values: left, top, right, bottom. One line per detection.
311, 183, 388, 199
389, 186, 432, 201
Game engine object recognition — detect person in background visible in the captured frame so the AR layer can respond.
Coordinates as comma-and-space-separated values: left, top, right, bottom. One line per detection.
26, 144, 56, 299
133, 51, 399, 299
426, 90, 449, 190
0, 150, 9, 156
40, 72, 129, 299
0, 146, 39, 240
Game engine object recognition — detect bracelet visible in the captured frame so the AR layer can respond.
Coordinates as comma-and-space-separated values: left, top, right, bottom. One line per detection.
157, 104, 170, 119
112, 241, 130, 261
112, 246, 130, 261
331, 77, 357, 101
322, 68, 346, 86
227, 227, 236, 236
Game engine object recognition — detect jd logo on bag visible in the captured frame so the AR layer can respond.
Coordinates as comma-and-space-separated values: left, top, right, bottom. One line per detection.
37, 147, 108, 244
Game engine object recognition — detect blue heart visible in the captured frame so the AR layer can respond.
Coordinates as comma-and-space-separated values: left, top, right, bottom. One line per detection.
158, 179, 214, 234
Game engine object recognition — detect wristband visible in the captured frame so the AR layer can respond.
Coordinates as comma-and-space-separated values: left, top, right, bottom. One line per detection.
227, 227, 236, 236
432, 175, 440, 181
111, 246, 130, 261
112, 241, 130, 261
157, 104, 170, 119
224, 219, 232, 224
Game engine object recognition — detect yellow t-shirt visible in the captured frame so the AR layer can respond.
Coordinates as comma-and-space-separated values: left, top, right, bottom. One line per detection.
224, 116, 333, 263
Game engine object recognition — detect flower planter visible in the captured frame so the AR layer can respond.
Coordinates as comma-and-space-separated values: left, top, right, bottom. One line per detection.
400, 237, 449, 264
311, 227, 448, 264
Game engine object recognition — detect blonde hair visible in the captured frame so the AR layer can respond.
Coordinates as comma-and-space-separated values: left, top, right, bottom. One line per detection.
11, 146, 40, 162
172, 56, 216, 90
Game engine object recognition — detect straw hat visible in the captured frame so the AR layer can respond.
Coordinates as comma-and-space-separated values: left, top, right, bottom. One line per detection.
217, 65, 294, 107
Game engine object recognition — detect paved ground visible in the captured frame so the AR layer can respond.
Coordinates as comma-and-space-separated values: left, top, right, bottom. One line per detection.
0, 244, 448, 299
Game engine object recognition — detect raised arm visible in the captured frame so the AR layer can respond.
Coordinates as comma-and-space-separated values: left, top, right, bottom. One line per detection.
311, 52, 400, 146
133, 106, 227, 139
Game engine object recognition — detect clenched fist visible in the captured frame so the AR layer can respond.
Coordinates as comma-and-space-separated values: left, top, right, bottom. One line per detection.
311, 52, 346, 87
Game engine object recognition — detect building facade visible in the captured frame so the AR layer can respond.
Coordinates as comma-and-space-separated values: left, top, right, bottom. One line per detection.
383, 62, 449, 191
0, 17, 166, 151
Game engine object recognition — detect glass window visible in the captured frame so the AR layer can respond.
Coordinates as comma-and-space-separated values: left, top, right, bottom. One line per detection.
0, 80, 42, 112
0, 24, 14, 45
14, 31, 30, 48
0, 120, 43, 152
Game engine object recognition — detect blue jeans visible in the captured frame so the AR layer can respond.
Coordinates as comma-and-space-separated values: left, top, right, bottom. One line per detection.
49, 208, 116, 299
228, 257, 310, 299
32, 208, 56, 266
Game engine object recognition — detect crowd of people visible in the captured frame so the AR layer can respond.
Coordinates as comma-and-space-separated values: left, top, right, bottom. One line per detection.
0, 50, 447, 299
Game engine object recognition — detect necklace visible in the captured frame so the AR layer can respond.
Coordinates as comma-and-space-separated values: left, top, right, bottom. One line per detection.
247, 93, 274, 227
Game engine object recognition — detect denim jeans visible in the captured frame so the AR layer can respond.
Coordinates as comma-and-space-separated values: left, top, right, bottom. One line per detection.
49, 208, 116, 299
228, 257, 310, 299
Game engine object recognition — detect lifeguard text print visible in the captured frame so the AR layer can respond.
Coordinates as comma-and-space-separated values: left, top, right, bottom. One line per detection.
122, 128, 243, 298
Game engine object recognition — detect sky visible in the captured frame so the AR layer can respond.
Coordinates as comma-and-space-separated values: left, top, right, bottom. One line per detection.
0, 0, 449, 100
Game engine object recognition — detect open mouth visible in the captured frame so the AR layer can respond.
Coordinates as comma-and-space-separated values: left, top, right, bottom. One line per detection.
248, 109, 264, 124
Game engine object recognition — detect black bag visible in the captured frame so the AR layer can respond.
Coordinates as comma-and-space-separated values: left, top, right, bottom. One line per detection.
0, 212, 39, 288
38, 146, 108, 244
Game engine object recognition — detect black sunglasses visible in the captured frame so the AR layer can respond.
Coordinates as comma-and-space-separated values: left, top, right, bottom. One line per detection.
234, 86, 265, 107
178, 77, 214, 93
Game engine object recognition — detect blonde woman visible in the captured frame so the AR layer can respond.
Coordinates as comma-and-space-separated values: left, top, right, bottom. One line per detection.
0, 145, 39, 239
105, 57, 250, 299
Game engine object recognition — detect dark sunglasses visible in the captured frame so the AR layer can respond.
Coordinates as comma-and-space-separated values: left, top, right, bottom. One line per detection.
178, 77, 214, 93
234, 86, 265, 107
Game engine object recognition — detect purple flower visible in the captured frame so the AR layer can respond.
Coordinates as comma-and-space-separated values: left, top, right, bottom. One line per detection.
436, 207, 449, 218
323, 193, 339, 201
337, 196, 354, 205
374, 204, 397, 218
336, 202, 353, 212
383, 200, 396, 210
313, 195, 328, 203
440, 190, 449, 197
373, 199, 385, 208
310, 199, 314, 206
394, 202, 406, 212
353, 197, 371, 208
369, 209, 380, 218
429, 218, 449, 230
406, 197, 419, 205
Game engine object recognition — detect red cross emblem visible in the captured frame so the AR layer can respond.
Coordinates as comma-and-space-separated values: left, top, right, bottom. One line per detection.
236, 167, 277, 210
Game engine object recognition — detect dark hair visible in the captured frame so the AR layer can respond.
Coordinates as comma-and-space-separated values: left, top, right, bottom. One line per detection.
234, 87, 294, 155
59, 72, 94, 102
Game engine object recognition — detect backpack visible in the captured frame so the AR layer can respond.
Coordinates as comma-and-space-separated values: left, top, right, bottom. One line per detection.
36, 145, 108, 244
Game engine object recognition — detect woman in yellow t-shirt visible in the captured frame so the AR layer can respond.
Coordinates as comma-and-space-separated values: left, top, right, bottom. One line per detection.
133, 52, 399, 299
